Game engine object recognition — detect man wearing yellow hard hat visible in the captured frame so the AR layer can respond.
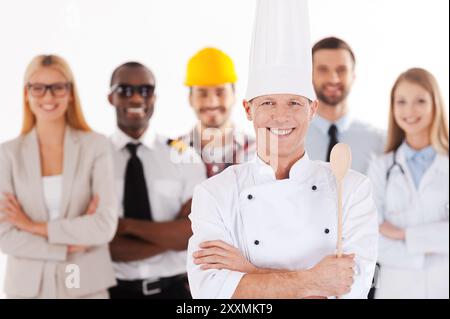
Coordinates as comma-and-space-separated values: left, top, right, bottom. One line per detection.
179, 47, 256, 178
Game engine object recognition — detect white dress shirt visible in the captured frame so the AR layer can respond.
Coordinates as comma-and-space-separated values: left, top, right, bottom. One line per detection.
187, 153, 379, 299
110, 129, 207, 281
42, 176, 62, 221
306, 114, 385, 174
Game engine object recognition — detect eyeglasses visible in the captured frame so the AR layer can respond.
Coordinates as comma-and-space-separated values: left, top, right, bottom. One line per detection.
27, 82, 72, 98
111, 84, 155, 99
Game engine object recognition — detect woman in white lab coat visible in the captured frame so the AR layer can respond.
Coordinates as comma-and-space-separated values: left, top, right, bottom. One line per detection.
368, 68, 449, 299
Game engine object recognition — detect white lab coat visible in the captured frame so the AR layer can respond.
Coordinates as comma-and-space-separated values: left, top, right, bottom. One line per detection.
187, 154, 379, 299
367, 144, 449, 299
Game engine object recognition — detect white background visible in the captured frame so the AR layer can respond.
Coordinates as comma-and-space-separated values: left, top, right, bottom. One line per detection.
0, 0, 448, 298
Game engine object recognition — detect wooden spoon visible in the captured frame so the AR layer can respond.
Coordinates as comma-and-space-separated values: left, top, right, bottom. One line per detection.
330, 143, 352, 258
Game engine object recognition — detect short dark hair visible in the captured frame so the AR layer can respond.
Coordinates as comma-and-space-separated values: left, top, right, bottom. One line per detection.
312, 37, 356, 65
110, 62, 150, 87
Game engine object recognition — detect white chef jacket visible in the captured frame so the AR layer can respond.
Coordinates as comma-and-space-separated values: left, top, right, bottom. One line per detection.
110, 129, 207, 281
367, 144, 449, 299
187, 153, 379, 299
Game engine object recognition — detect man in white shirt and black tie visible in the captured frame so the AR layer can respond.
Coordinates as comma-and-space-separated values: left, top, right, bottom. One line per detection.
306, 37, 385, 174
107, 62, 206, 299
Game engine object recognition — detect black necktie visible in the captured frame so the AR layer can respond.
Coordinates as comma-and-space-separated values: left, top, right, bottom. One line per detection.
124, 143, 152, 220
326, 124, 339, 162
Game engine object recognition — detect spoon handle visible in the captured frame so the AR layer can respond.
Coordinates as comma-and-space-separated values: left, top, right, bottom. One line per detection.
337, 180, 343, 258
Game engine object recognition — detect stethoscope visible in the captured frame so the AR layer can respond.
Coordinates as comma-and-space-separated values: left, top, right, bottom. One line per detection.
385, 149, 406, 183
386, 148, 450, 217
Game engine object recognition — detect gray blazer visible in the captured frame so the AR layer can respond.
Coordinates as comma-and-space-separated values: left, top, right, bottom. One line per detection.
0, 127, 118, 298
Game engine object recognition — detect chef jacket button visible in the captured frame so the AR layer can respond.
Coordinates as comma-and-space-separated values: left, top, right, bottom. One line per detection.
248, 194, 254, 200
324, 228, 330, 234
312, 185, 318, 191
254, 240, 260, 246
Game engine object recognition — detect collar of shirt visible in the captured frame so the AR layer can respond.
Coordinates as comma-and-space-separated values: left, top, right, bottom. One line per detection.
402, 142, 437, 163
252, 152, 314, 185
111, 128, 157, 152
312, 114, 352, 136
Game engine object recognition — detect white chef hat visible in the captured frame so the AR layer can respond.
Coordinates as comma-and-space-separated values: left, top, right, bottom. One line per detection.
245, 0, 316, 102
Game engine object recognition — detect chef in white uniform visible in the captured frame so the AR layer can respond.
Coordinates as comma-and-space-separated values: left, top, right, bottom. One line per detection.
186, 0, 378, 299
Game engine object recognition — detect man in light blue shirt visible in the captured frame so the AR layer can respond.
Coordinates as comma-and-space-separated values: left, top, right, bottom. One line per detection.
306, 37, 385, 174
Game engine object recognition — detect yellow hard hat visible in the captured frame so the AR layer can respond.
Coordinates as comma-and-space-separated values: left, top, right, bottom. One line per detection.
185, 48, 237, 86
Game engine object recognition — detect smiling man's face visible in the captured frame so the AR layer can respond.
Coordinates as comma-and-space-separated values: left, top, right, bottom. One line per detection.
109, 66, 156, 138
313, 48, 355, 107
189, 84, 235, 129
244, 94, 318, 160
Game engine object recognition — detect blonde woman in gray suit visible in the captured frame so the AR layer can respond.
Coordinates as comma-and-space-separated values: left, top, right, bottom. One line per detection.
0, 55, 118, 299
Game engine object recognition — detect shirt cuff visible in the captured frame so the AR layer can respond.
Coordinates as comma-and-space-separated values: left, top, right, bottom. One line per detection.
217, 271, 246, 299
405, 227, 418, 255
48, 243, 69, 262
47, 220, 64, 245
